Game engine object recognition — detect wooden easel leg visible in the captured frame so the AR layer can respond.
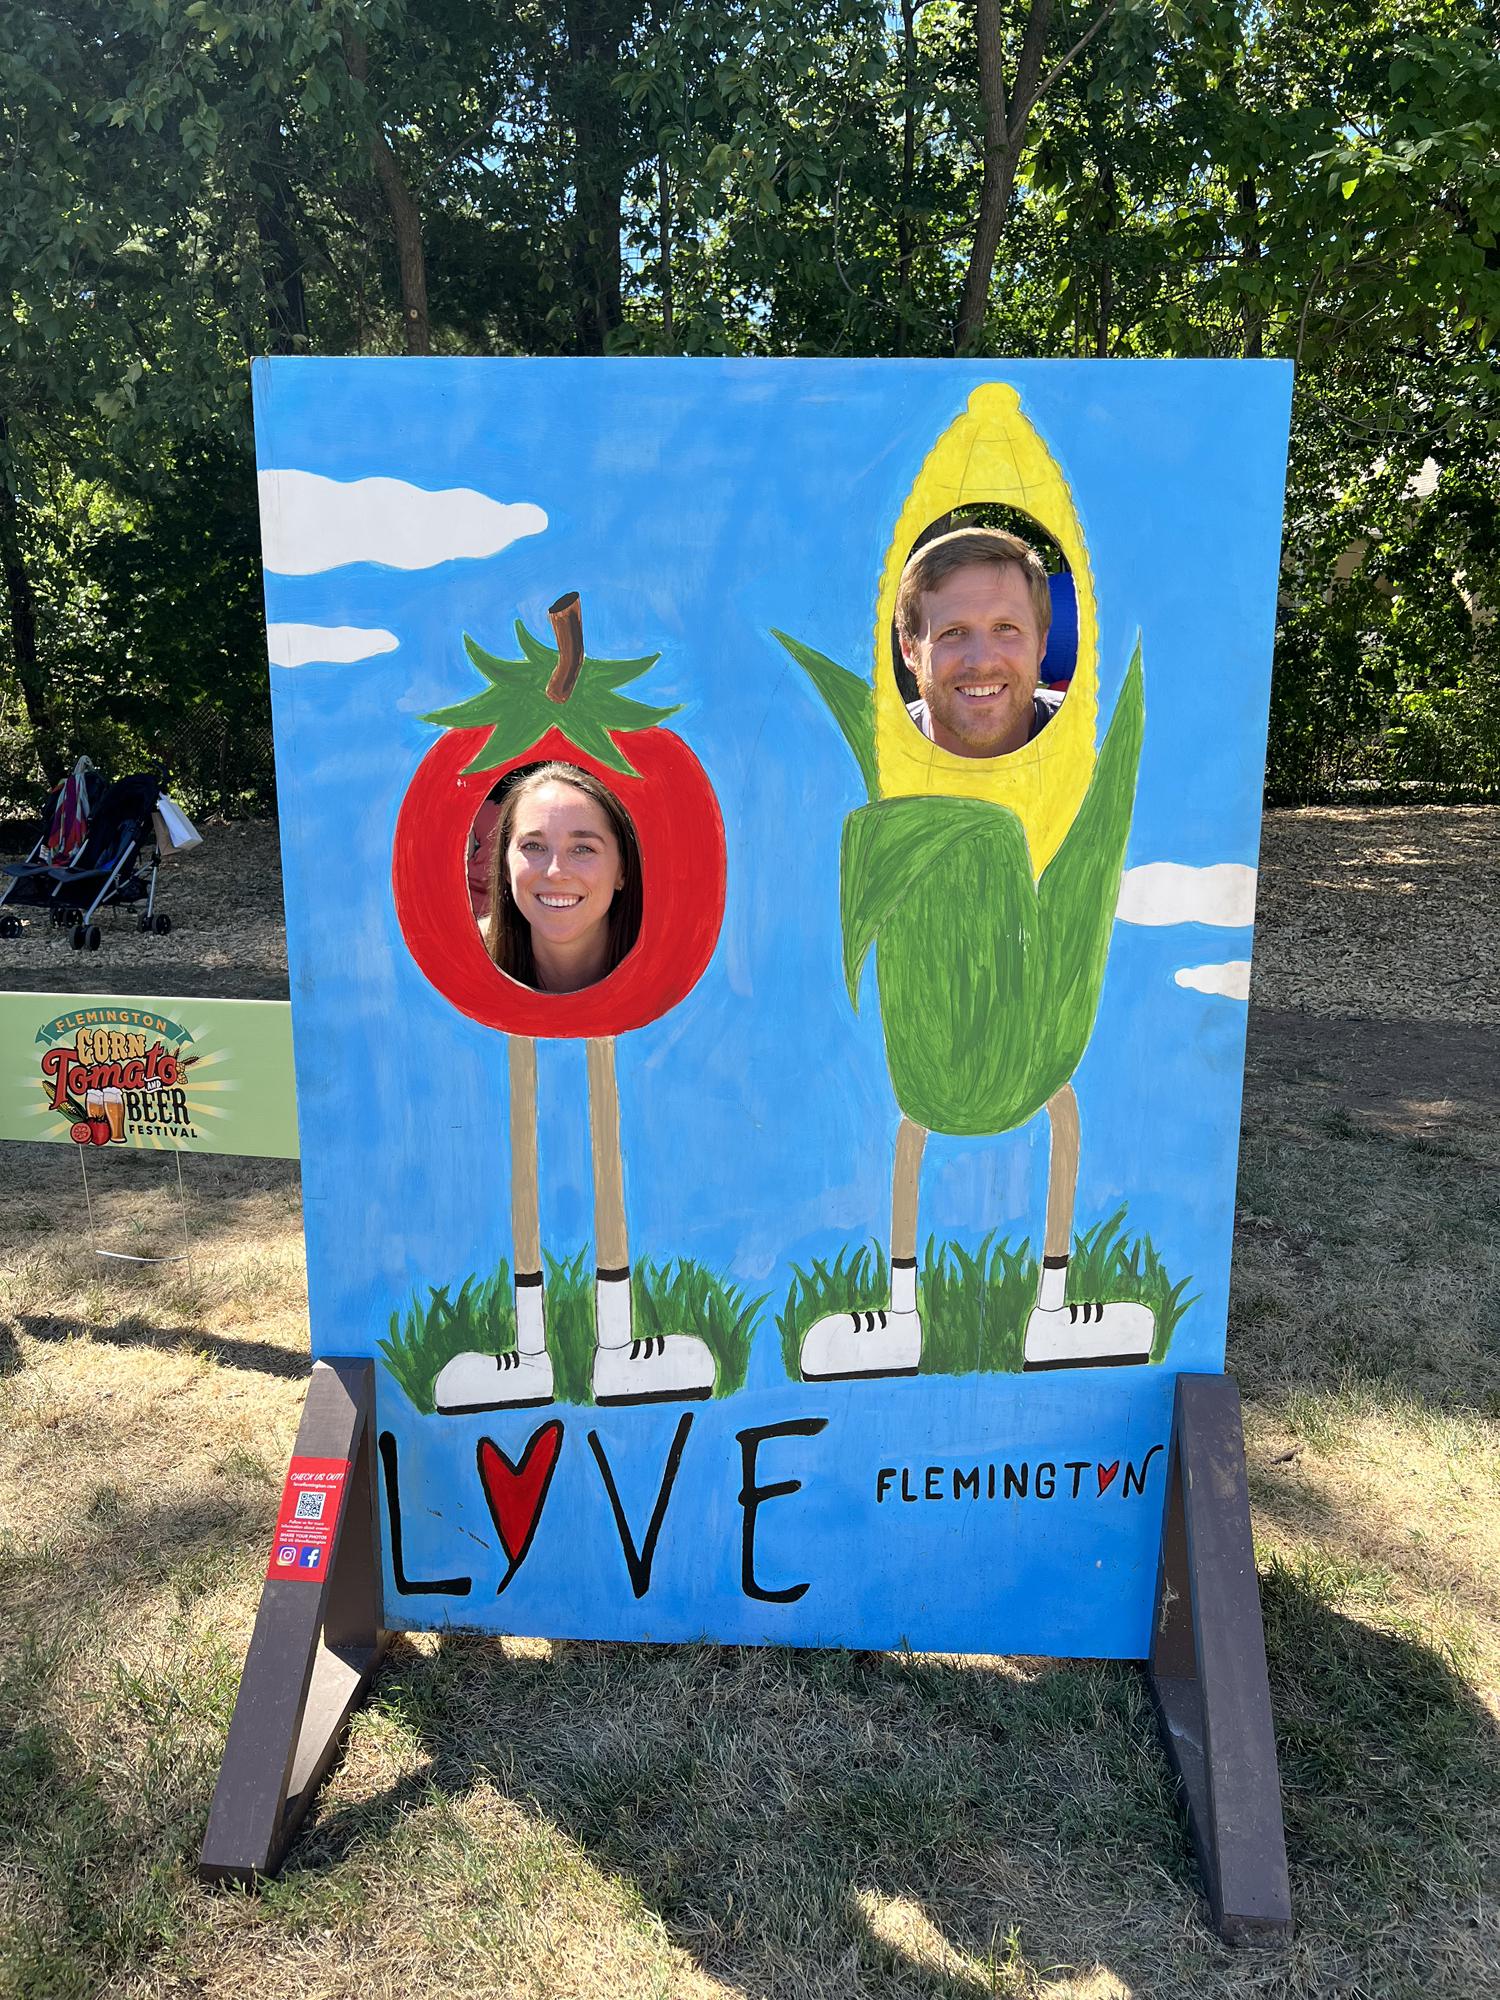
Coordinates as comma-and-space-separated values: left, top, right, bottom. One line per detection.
1146, 1372, 1292, 1946
199, 1358, 390, 1886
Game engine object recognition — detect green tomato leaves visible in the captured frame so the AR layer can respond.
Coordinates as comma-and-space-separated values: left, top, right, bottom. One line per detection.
423, 620, 681, 777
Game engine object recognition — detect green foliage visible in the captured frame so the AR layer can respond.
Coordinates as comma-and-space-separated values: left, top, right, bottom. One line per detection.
379, 1252, 765, 1412
845, 792, 1045, 1133
633, 1256, 767, 1399
1035, 642, 1145, 1064
777, 1239, 891, 1378
1069, 1208, 1199, 1364
1, 0, 1494, 803
777, 1212, 1192, 1378
917, 1232, 1039, 1375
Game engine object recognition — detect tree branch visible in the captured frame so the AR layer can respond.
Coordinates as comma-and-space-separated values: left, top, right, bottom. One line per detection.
1023, 1, 1116, 125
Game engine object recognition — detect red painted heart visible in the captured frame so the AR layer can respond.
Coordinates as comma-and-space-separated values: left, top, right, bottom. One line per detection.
1097, 1460, 1120, 1495
477, 1421, 564, 1578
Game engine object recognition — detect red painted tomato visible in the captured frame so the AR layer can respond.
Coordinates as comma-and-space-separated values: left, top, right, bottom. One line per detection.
393, 723, 726, 1039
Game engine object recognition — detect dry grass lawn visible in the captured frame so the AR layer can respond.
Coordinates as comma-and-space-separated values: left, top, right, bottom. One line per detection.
1, 807, 1497, 1999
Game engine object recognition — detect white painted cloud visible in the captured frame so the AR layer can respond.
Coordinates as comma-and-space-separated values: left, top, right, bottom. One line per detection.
1117, 861, 1257, 928
266, 623, 399, 669
1175, 961, 1252, 1002
258, 470, 547, 575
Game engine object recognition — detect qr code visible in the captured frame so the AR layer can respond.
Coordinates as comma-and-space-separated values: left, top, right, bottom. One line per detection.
293, 1489, 327, 1522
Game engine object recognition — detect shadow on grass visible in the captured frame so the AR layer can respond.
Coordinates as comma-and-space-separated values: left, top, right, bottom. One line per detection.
1234, 1012, 1500, 1426
0, 1141, 303, 1254
2, 1485, 276, 1646
268, 1565, 1497, 1998
8, 1311, 309, 1380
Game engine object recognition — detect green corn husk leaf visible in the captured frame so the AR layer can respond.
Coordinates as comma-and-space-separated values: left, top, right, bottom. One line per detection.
1034, 642, 1146, 1089
839, 647, 1146, 1138
847, 794, 1044, 1135
773, 629, 879, 800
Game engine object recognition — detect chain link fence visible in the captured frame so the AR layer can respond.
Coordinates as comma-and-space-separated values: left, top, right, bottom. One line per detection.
0, 703, 278, 830
157, 707, 278, 820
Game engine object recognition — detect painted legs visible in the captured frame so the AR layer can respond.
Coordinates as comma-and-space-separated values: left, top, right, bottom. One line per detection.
435, 1035, 555, 1411
435, 1034, 716, 1413
801, 1085, 1155, 1382
799, 1116, 927, 1381
585, 1035, 716, 1405
1021, 1084, 1154, 1370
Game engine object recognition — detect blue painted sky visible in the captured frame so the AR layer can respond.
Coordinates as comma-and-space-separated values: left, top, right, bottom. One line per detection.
256, 358, 1291, 1653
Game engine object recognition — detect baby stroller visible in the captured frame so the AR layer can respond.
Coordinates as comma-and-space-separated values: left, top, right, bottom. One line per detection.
0, 770, 177, 949
0, 757, 104, 935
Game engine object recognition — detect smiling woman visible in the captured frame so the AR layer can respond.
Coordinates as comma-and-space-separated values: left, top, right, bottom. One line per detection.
485, 763, 643, 993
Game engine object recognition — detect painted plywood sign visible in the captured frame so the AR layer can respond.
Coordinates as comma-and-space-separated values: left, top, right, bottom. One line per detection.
257, 357, 1292, 1657
0, 992, 297, 1157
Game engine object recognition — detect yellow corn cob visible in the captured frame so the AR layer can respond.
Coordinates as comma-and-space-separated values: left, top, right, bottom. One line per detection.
872, 383, 1098, 875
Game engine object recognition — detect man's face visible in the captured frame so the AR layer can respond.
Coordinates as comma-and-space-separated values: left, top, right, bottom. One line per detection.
903, 561, 1047, 758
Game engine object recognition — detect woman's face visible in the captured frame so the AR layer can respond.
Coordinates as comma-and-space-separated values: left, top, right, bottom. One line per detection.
505, 781, 624, 954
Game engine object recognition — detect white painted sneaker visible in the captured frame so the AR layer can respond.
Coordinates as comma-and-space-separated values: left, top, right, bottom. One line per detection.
1022, 1301, 1154, 1372
592, 1334, 716, 1406
433, 1347, 555, 1412
800, 1308, 922, 1382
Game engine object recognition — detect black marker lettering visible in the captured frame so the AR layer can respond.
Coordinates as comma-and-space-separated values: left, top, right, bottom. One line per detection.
736, 1418, 827, 1604
587, 1413, 694, 1600
1123, 1442, 1164, 1497
378, 1430, 472, 1597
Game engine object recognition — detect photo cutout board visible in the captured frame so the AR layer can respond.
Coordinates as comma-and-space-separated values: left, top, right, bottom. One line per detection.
256, 357, 1292, 1657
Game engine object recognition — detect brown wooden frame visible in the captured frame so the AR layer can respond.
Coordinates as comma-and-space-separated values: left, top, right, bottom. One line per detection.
1147, 1372, 1293, 1945
199, 1359, 389, 1885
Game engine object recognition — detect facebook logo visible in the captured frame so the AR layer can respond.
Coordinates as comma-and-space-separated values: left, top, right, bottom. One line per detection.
297, 1547, 323, 1570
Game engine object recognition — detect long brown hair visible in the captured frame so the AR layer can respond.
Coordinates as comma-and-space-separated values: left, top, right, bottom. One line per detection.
485, 762, 643, 988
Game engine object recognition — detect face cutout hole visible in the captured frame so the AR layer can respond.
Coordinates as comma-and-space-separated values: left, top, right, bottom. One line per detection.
892, 506, 1076, 760
468, 762, 643, 995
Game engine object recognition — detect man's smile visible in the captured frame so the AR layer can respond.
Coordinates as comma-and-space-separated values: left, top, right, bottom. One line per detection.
955, 683, 1007, 699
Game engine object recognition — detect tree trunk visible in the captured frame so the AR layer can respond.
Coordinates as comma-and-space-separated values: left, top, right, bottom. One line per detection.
1096, 142, 1115, 357
658, 151, 674, 352
562, 0, 628, 354
954, 0, 1055, 352
1238, 175, 1264, 359
346, 31, 431, 356
254, 129, 309, 354
0, 414, 60, 784
895, 0, 919, 357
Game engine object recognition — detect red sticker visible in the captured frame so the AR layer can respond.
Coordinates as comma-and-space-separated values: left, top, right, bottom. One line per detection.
266, 1455, 352, 1582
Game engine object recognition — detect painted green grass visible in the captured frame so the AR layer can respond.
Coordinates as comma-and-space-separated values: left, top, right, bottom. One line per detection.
777, 1206, 1196, 1378
379, 1265, 519, 1414
379, 1253, 766, 1413
1070, 1207, 1199, 1365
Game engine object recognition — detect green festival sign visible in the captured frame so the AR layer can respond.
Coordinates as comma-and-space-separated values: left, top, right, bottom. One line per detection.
0, 992, 298, 1159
